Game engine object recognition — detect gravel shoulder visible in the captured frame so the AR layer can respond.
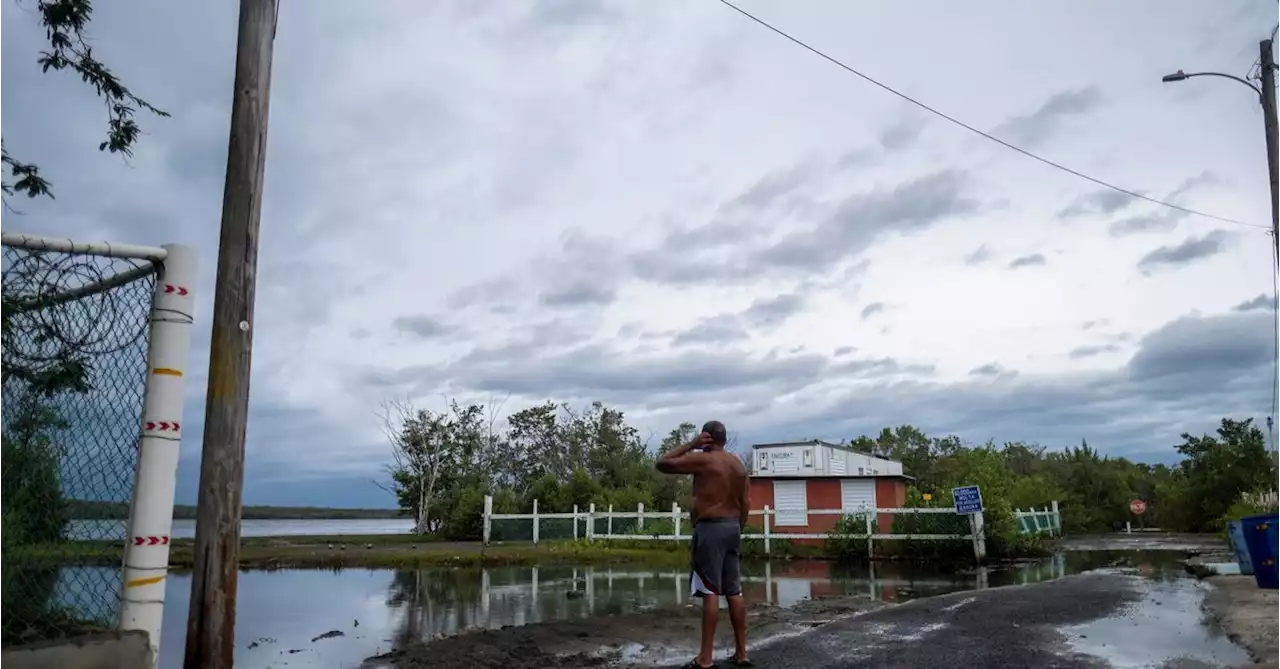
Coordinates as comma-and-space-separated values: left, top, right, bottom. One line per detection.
1204, 575, 1279, 668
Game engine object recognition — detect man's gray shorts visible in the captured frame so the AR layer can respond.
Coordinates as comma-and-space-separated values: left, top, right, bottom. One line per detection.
689, 517, 742, 597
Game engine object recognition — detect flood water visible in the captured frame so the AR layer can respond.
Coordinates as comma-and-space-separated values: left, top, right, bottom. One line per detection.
68, 517, 415, 540
29, 551, 1189, 669
144, 554, 1100, 669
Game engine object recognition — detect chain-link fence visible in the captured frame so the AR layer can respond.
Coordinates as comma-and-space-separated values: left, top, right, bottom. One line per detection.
2, 242, 156, 646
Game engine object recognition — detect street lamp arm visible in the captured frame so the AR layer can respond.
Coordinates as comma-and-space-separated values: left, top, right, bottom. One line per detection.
1163, 70, 1264, 98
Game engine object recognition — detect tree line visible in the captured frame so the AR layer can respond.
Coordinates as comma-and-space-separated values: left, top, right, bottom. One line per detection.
383, 397, 1279, 542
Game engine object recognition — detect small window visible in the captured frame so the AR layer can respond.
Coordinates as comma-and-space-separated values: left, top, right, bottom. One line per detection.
758, 454, 769, 470
857, 466, 865, 475
802, 449, 813, 467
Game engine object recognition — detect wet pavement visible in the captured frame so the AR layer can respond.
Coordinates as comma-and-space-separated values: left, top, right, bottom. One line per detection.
674, 570, 1250, 669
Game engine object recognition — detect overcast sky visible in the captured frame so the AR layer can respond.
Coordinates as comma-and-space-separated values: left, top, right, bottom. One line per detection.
3, 0, 1277, 507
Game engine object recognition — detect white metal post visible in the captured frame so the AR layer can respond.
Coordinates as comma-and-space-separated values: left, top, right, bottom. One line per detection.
970, 511, 987, 563
120, 244, 197, 665
573, 504, 579, 540
607, 504, 613, 538
482, 495, 493, 545
588, 503, 596, 543
763, 505, 771, 555
532, 498, 540, 545
673, 503, 681, 540
865, 512, 874, 559
637, 502, 644, 531
1051, 500, 1060, 535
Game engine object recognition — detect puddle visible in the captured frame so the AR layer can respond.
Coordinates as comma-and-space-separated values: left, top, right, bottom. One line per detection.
1060, 574, 1250, 668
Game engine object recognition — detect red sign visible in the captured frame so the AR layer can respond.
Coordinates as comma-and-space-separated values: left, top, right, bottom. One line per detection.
1129, 499, 1146, 515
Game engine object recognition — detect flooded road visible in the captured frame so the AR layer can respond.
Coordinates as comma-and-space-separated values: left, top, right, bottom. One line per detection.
149, 555, 1086, 669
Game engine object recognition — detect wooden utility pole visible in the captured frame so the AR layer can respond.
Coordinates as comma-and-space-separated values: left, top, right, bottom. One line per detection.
1262, 39, 1279, 463
1260, 38, 1278, 259
183, 1, 277, 667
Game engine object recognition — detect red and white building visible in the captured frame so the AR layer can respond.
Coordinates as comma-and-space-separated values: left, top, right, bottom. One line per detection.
747, 440, 911, 535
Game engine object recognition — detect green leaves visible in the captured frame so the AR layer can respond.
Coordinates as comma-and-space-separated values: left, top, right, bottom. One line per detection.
3, 0, 168, 203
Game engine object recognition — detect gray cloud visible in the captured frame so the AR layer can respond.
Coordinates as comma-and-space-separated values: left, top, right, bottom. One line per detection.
752, 170, 982, 273
1127, 311, 1272, 382
672, 318, 750, 346
1167, 171, 1219, 203
1233, 294, 1276, 312
1007, 253, 1047, 269
1137, 230, 1229, 273
963, 244, 994, 265
969, 362, 1010, 377
1068, 343, 1121, 359
991, 87, 1104, 147
743, 293, 807, 328
834, 345, 856, 357
540, 282, 617, 307
1081, 319, 1109, 331
1108, 211, 1185, 237
860, 302, 886, 320
1057, 190, 1136, 219
878, 115, 925, 150
392, 315, 456, 339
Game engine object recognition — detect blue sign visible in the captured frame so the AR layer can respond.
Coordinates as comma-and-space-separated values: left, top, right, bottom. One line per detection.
952, 485, 983, 515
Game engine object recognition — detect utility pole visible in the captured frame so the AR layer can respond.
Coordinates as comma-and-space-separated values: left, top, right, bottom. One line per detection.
1260, 38, 1278, 259
183, 1, 277, 668
1263, 40, 1280, 466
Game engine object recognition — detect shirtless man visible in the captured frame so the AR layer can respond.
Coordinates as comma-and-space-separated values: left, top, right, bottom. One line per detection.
656, 420, 752, 669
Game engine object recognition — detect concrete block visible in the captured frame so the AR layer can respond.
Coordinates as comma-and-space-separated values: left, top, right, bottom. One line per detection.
1, 631, 152, 669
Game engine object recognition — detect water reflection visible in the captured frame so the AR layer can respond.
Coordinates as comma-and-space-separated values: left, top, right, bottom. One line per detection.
45, 551, 1091, 669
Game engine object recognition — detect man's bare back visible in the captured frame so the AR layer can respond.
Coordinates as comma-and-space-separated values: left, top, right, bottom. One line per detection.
691, 450, 749, 526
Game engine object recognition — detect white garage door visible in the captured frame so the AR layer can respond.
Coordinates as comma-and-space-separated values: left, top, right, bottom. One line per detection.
841, 479, 876, 512
773, 480, 807, 527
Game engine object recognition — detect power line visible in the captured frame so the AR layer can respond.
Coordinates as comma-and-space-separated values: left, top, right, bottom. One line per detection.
715, 0, 1269, 231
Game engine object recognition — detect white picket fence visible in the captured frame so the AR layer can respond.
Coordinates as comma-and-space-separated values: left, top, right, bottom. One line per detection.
482, 496, 990, 560
1013, 502, 1062, 536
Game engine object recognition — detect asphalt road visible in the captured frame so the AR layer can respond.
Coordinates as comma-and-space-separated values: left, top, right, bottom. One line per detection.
661, 571, 1248, 669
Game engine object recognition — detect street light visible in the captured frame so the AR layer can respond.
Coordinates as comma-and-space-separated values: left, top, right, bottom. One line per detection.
1163, 40, 1280, 458
1160, 69, 1264, 98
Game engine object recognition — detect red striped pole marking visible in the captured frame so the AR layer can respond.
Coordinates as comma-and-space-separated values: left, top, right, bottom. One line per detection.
132, 536, 170, 546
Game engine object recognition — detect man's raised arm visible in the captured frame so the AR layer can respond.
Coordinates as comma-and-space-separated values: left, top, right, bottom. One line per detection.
655, 433, 710, 474
738, 472, 751, 528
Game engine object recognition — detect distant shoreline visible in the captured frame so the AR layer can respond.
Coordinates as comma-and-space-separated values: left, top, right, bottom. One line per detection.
66, 500, 402, 521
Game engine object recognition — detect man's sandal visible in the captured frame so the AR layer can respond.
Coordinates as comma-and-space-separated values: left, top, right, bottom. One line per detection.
725, 656, 754, 667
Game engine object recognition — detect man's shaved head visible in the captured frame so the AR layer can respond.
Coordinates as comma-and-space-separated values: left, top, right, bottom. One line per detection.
701, 420, 727, 447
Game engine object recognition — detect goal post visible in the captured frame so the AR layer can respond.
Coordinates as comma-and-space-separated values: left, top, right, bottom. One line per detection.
1, 232, 196, 666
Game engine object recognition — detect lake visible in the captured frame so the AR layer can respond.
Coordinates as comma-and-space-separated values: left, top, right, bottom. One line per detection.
68, 517, 416, 540
41, 555, 1086, 669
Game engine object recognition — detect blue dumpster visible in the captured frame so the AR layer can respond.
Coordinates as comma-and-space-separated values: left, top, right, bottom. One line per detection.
1226, 520, 1255, 575
1240, 512, 1278, 590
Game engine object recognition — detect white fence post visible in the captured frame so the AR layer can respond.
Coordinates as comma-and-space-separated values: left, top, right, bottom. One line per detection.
865, 511, 874, 559
637, 502, 644, 531
607, 504, 614, 538
532, 498, 540, 545
483, 494, 493, 546
763, 505, 771, 555
673, 503, 681, 540
119, 243, 197, 666
573, 504, 579, 540
1051, 500, 1060, 535
588, 503, 596, 543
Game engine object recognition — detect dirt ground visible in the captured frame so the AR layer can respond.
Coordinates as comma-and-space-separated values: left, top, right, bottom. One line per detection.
360, 595, 886, 669
1204, 575, 1279, 669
